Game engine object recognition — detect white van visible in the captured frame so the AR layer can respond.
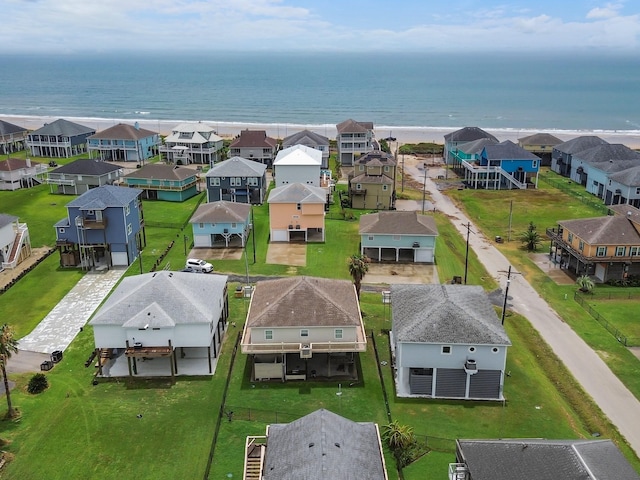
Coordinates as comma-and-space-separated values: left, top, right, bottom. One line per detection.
185, 258, 214, 273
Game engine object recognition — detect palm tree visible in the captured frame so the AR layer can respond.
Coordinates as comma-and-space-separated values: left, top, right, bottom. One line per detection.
520, 221, 542, 252
577, 275, 595, 293
348, 254, 369, 299
0, 324, 19, 418
382, 420, 415, 450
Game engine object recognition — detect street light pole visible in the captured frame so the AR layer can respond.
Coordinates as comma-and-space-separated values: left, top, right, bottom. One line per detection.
421, 163, 428, 214
501, 265, 512, 325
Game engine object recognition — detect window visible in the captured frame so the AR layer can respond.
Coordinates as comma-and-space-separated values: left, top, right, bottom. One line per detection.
211, 178, 220, 186
567, 233, 573, 243
265, 330, 273, 340
356, 183, 362, 190
616, 246, 626, 256
199, 223, 204, 228
335, 329, 343, 339
296, 203, 301, 210
127, 223, 132, 235
636, 187, 640, 195
384, 166, 389, 172
125, 205, 130, 215
230, 177, 242, 186
231, 223, 237, 228
393, 235, 401, 241
596, 246, 607, 257
579, 240, 584, 251
300, 329, 309, 337
631, 246, 640, 256
359, 165, 364, 171
593, 180, 598, 187
441, 346, 451, 354
533, 160, 538, 168
368, 235, 374, 241
382, 185, 388, 191
492, 347, 500, 354
59, 228, 65, 233
247, 177, 258, 186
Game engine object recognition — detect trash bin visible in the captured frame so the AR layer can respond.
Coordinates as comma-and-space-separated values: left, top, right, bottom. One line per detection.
40, 361, 53, 371
51, 350, 63, 363
495, 236, 503, 243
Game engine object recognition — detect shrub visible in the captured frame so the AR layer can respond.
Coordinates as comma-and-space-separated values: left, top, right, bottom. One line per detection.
27, 373, 49, 394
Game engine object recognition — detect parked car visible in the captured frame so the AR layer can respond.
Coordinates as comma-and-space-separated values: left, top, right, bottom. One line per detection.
185, 258, 213, 273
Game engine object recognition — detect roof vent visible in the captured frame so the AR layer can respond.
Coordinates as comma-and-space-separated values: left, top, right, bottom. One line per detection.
334, 443, 341, 448
309, 443, 314, 448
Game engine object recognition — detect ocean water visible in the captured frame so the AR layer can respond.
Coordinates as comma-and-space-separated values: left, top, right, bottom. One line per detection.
1, 52, 639, 133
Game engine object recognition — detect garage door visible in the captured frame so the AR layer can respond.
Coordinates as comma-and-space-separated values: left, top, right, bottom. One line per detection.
271, 230, 289, 242
414, 248, 434, 263
193, 234, 211, 248
111, 251, 129, 266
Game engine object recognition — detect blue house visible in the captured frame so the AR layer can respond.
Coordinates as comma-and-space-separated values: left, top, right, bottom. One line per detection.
54, 185, 145, 270
88, 123, 159, 162
444, 127, 498, 170
190, 201, 252, 248
205, 156, 267, 204
568, 143, 640, 189
607, 166, 640, 207
469, 140, 540, 189
359, 211, 438, 263
27, 118, 96, 158
122, 163, 198, 202
550, 135, 608, 177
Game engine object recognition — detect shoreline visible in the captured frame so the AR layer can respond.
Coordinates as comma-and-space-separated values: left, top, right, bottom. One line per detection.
3, 114, 640, 148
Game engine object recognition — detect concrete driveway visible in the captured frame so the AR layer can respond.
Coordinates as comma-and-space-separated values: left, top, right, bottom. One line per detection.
365, 263, 438, 285
266, 243, 306, 266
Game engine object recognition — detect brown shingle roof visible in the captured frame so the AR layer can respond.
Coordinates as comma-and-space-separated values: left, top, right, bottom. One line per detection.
0, 157, 43, 171
230, 130, 278, 148
517, 133, 562, 146
558, 212, 640, 245
123, 163, 195, 181
355, 150, 396, 167
336, 119, 373, 134
359, 211, 438, 236
350, 173, 394, 184
189, 201, 251, 224
247, 277, 361, 328
90, 123, 157, 140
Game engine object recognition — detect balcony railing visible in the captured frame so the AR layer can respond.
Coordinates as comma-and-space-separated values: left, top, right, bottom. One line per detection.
547, 227, 640, 263
241, 339, 367, 355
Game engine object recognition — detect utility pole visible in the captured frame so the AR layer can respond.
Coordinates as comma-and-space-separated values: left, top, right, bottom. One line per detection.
508, 200, 513, 242
251, 206, 256, 264
421, 163, 428, 214
463, 222, 473, 284
501, 266, 512, 325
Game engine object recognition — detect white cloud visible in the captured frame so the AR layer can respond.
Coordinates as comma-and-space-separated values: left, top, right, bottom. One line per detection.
587, 2, 623, 19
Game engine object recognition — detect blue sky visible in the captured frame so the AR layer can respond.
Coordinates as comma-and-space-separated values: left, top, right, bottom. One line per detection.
3, 0, 639, 53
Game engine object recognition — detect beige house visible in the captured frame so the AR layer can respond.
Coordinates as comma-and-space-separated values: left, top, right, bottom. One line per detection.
336, 119, 374, 166
240, 276, 367, 382
546, 204, 640, 282
267, 183, 326, 242
349, 150, 396, 209
517, 132, 562, 166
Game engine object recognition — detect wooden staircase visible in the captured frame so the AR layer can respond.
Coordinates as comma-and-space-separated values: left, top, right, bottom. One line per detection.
243, 437, 266, 480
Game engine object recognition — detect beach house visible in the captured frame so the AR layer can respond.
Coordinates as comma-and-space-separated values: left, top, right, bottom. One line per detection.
391, 284, 511, 400
607, 166, 640, 208
27, 118, 95, 158
546, 204, 640, 283
47, 159, 123, 195
336, 119, 374, 166
444, 126, 498, 169
205, 156, 267, 204
282, 129, 330, 169
89, 271, 229, 378
0, 157, 48, 190
348, 150, 397, 209
0, 214, 31, 271
159, 122, 224, 166
273, 144, 323, 187
267, 183, 327, 242
240, 276, 367, 382
189, 201, 252, 248
517, 132, 562, 166
54, 185, 145, 270
122, 163, 198, 202
243, 409, 388, 480
567, 143, 640, 192
0, 119, 28, 155
229, 130, 279, 167
550, 135, 608, 177
87, 123, 159, 162
359, 211, 438, 263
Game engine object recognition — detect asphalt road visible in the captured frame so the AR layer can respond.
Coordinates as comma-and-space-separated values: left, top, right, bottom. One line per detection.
424, 177, 640, 456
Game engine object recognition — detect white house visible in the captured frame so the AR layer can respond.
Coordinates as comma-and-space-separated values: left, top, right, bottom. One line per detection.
89, 271, 229, 377
0, 214, 31, 270
391, 284, 511, 401
273, 144, 323, 187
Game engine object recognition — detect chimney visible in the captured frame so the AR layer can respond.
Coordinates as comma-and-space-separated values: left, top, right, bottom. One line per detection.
134, 122, 140, 130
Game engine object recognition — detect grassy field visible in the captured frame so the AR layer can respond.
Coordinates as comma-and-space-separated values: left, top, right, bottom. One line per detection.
1, 162, 640, 478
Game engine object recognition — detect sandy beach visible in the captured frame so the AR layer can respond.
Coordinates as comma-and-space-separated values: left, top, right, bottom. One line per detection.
2, 114, 640, 149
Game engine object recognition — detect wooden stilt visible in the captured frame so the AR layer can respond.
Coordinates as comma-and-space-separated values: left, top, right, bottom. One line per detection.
208, 346, 212, 374
126, 340, 133, 376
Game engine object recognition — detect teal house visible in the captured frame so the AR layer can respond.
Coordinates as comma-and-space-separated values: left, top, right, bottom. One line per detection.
359, 211, 438, 263
123, 164, 198, 202
190, 201, 252, 248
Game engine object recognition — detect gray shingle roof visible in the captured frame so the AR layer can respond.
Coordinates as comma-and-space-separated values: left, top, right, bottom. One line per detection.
517, 132, 562, 146
67, 185, 141, 209
247, 277, 361, 328
456, 439, 640, 480
444, 127, 498, 143
123, 163, 196, 181
29, 118, 95, 136
391, 284, 511, 345
554, 136, 608, 155
282, 129, 329, 148
90, 271, 228, 327
189, 201, 251, 224
0, 120, 28, 136
456, 138, 498, 155
90, 123, 157, 140
359, 211, 438, 236
575, 143, 640, 165
205, 156, 266, 178
355, 150, 396, 166
267, 183, 326, 203
558, 211, 640, 245
264, 409, 387, 480
50, 159, 121, 176
0, 213, 18, 229
483, 140, 539, 161
609, 165, 640, 187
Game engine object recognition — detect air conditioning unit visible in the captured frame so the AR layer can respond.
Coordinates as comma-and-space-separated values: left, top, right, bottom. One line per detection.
300, 345, 312, 359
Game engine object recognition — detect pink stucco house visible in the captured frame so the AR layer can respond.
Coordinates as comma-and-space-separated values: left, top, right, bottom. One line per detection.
267, 183, 327, 242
